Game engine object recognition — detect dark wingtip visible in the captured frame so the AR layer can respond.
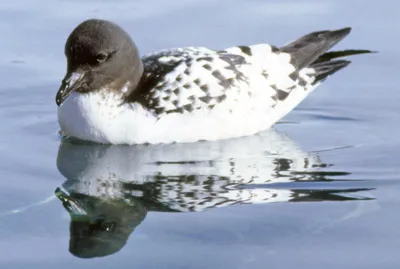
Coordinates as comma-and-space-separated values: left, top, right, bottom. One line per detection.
280, 27, 355, 70
336, 27, 352, 35
327, 27, 352, 41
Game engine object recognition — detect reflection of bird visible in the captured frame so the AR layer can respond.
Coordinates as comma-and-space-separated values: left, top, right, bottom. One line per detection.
56, 189, 146, 259
56, 129, 371, 258
56, 19, 371, 144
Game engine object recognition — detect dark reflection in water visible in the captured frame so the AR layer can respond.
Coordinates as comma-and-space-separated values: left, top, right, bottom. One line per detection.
54, 129, 373, 259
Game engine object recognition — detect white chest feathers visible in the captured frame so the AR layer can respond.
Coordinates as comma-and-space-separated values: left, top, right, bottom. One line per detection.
58, 90, 155, 144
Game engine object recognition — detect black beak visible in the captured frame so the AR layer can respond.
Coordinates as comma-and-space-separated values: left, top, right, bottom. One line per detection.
56, 72, 85, 106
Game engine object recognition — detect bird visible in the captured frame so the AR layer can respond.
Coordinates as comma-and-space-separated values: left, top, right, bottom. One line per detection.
55, 19, 371, 145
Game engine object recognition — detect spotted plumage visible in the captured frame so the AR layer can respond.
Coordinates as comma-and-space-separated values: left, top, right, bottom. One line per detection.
127, 44, 319, 119
56, 19, 372, 144
135, 47, 252, 114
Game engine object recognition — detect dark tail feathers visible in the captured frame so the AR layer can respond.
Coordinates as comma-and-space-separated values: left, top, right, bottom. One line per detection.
311, 49, 373, 83
280, 27, 373, 83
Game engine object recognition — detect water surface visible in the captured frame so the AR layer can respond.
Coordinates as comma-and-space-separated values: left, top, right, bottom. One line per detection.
1, 0, 399, 268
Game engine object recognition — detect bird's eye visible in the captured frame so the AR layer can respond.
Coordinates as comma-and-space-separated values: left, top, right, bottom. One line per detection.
96, 53, 108, 63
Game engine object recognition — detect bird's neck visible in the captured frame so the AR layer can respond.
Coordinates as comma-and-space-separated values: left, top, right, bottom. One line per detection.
123, 61, 156, 104
117, 59, 144, 100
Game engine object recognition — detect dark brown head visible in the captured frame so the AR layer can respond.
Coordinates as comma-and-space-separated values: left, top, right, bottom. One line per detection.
56, 19, 143, 106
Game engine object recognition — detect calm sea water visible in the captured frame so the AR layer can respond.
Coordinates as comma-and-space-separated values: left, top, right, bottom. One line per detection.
1, 0, 399, 268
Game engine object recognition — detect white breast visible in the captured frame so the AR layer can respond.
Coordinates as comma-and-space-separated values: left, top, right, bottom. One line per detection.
57, 91, 156, 144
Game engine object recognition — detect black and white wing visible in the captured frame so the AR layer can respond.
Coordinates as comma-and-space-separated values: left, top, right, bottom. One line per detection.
127, 28, 371, 119
128, 47, 253, 115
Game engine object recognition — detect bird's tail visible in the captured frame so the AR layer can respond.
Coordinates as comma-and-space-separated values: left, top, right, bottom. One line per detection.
311, 49, 373, 83
280, 27, 373, 83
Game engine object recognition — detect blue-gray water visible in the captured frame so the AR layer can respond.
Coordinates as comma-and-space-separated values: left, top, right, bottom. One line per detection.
1, 0, 399, 268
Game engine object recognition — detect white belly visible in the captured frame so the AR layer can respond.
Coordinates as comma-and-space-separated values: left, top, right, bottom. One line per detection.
58, 82, 317, 145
